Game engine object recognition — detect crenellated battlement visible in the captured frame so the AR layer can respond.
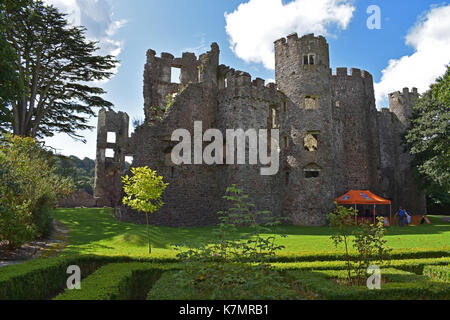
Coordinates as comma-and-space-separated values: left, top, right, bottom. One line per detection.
94, 33, 427, 227
218, 66, 277, 93
389, 88, 419, 127
388, 87, 419, 100
332, 67, 373, 80
274, 33, 327, 49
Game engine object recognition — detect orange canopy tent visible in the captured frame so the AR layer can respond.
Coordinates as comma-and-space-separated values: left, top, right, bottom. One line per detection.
335, 190, 392, 224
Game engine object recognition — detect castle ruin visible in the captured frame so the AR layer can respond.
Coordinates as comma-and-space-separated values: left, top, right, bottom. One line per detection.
94, 33, 426, 227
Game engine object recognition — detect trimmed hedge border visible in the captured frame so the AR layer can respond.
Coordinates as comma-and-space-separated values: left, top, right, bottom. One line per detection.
271, 257, 450, 274
273, 249, 449, 263
146, 271, 193, 300
0, 255, 165, 300
423, 265, 450, 283
54, 262, 180, 300
285, 268, 450, 300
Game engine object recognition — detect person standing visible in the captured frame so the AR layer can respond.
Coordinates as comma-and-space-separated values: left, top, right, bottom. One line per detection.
396, 207, 405, 227
405, 210, 411, 226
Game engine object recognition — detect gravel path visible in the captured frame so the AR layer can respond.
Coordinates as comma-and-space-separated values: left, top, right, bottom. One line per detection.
0, 220, 69, 268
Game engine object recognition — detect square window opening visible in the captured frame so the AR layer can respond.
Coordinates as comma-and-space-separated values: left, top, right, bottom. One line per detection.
107, 132, 116, 144
105, 148, 115, 158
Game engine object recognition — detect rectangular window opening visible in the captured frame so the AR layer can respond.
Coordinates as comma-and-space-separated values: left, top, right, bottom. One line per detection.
107, 132, 116, 144
125, 156, 133, 166
105, 148, 115, 159
171, 67, 181, 84
305, 170, 320, 179
305, 96, 319, 110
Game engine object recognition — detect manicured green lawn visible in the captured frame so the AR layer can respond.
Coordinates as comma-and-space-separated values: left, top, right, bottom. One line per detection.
52, 208, 450, 259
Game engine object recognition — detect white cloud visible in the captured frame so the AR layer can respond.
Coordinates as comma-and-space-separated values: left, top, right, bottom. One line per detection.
44, 0, 126, 58
225, 0, 355, 69
375, 5, 450, 106
42, 0, 126, 159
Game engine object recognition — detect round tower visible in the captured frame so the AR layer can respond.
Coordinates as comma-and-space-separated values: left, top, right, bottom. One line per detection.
389, 87, 419, 129
274, 33, 334, 226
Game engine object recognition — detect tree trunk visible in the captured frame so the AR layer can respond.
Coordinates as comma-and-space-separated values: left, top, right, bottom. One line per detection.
146, 212, 151, 254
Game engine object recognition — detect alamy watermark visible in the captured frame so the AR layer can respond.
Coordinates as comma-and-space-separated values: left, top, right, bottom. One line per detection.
66, 265, 81, 290
367, 5, 382, 30
367, 265, 381, 290
171, 121, 280, 176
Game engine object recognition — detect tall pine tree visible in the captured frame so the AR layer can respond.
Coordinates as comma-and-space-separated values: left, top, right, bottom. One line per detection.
1, 0, 117, 141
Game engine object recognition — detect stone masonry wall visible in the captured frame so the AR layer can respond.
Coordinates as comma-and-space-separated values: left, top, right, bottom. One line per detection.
94, 34, 427, 227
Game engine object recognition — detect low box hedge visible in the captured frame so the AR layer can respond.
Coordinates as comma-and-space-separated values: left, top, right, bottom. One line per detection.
270, 257, 450, 274
273, 249, 449, 263
54, 262, 179, 300
146, 271, 195, 300
423, 265, 450, 283
0, 255, 165, 300
285, 268, 450, 300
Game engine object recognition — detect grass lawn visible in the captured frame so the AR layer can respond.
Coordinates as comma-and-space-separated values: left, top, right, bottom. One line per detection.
51, 208, 450, 259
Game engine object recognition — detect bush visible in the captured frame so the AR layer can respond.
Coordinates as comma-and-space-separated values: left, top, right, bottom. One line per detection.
54, 262, 175, 300
285, 268, 450, 300
171, 185, 289, 300
423, 265, 450, 282
272, 248, 449, 263
0, 255, 120, 300
327, 204, 391, 284
0, 254, 181, 300
148, 264, 296, 300
271, 257, 450, 273
0, 134, 73, 248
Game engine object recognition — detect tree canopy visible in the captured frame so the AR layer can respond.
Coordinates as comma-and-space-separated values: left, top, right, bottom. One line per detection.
406, 66, 450, 205
0, 0, 117, 141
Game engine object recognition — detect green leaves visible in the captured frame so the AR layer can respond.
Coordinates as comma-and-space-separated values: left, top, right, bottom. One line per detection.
327, 204, 391, 284
122, 166, 168, 254
0, 0, 117, 140
122, 167, 168, 214
0, 134, 74, 248
406, 66, 450, 204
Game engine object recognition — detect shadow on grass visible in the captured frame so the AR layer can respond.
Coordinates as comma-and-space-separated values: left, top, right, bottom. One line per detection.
52, 208, 450, 255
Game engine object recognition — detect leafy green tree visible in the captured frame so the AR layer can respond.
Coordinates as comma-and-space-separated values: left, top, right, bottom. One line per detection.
172, 185, 291, 300
406, 66, 450, 205
53, 155, 95, 195
327, 203, 357, 282
0, 0, 30, 131
122, 167, 168, 254
0, 134, 73, 249
1, 0, 117, 141
327, 204, 391, 285
352, 218, 391, 281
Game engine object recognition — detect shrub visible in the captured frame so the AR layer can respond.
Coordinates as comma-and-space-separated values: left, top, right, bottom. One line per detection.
327, 204, 391, 284
172, 185, 289, 300
149, 264, 296, 300
54, 262, 175, 300
285, 268, 450, 300
271, 257, 450, 273
0, 255, 127, 300
0, 134, 73, 248
0, 255, 176, 300
423, 265, 450, 282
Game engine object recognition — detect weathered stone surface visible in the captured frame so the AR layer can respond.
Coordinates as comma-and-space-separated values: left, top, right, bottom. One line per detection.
59, 190, 107, 208
94, 34, 426, 227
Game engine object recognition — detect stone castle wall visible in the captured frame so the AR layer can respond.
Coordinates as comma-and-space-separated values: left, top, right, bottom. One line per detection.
94, 33, 426, 227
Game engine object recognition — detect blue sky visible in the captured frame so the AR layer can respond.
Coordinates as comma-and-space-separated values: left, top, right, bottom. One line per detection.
44, 0, 450, 159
